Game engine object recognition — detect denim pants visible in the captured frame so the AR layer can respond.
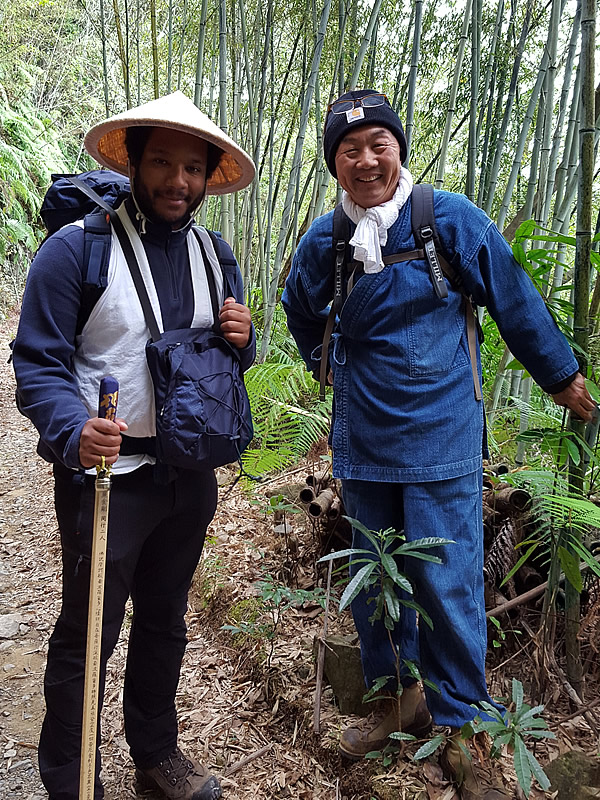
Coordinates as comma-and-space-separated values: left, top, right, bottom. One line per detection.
342, 470, 499, 727
39, 463, 217, 800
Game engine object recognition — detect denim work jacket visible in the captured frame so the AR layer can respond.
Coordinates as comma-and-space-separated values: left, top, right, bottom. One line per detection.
282, 190, 578, 483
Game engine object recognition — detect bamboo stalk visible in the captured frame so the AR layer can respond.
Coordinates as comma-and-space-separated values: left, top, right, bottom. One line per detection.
259, 0, 333, 363
404, 0, 423, 167
565, 0, 596, 695
313, 557, 333, 733
435, 0, 473, 188
483, 0, 534, 214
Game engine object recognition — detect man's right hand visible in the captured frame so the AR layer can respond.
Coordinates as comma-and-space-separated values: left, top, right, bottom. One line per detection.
79, 417, 128, 468
551, 372, 596, 423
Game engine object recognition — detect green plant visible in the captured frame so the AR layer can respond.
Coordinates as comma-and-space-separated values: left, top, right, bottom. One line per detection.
319, 516, 452, 633
488, 615, 521, 649
318, 517, 452, 762
242, 357, 331, 476
411, 680, 555, 797
499, 482, 600, 596
195, 535, 227, 609
471, 678, 555, 795
222, 573, 326, 667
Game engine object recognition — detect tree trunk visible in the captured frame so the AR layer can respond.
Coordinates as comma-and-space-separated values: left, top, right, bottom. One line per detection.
483, 0, 534, 214
566, 0, 596, 696
404, 0, 423, 167
149, 0, 159, 99
259, 0, 333, 362
194, 0, 209, 107
435, 0, 473, 188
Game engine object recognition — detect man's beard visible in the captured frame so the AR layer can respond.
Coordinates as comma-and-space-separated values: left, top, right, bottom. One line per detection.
134, 181, 204, 228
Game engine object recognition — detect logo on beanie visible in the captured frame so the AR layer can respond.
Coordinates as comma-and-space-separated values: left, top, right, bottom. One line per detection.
346, 106, 365, 123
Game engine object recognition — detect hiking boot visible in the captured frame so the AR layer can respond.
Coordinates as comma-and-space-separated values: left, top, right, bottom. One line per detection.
440, 735, 512, 800
135, 747, 222, 800
339, 694, 432, 760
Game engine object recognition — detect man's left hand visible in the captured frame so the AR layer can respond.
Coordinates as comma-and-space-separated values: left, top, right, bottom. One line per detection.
219, 297, 252, 349
552, 372, 597, 422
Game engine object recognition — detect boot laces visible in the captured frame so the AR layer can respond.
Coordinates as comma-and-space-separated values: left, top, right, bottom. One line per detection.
353, 704, 393, 731
156, 747, 203, 787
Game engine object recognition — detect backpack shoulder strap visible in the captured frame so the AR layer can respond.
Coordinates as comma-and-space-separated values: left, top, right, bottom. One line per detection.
76, 210, 113, 336
66, 176, 115, 336
66, 175, 114, 214
412, 184, 482, 401
318, 204, 350, 400
192, 227, 229, 333
332, 203, 350, 316
205, 228, 236, 269
411, 183, 448, 300
83, 211, 112, 288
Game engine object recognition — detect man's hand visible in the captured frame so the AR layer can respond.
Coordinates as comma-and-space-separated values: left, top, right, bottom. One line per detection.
79, 417, 128, 469
551, 372, 597, 423
219, 296, 252, 349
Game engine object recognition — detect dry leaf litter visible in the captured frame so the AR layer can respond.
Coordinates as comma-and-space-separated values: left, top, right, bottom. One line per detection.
1, 309, 598, 800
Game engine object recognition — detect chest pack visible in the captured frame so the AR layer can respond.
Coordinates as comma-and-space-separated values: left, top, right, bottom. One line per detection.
321, 183, 481, 402
38, 173, 252, 470
106, 204, 253, 470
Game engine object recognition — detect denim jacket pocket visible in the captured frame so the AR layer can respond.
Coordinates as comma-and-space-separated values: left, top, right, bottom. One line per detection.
407, 297, 469, 377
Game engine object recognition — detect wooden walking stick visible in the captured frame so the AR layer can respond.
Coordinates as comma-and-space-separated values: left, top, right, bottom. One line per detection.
79, 376, 119, 800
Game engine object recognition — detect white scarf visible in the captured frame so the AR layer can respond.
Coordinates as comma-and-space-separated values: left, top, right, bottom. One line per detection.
342, 168, 414, 273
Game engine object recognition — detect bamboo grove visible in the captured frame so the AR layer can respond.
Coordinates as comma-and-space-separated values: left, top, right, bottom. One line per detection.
0, 0, 599, 681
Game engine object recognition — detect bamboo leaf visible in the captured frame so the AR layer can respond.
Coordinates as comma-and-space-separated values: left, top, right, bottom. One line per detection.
585, 379, 600, 402
393, 537, 454, 552
401, 598, 433, 629
557, 546, 583, 593
381, 553, 400, 582
512, 242, 527, 266
567, 541, 600, 579
514, 219, 537, 241
500, 543, 538, 587
343, 516, 376, 540
564, 437, 581, 465
318, 549, 371, 564
515, 704, 546, 724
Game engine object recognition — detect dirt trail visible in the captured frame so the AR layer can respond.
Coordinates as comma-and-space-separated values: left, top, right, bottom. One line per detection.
4, 307, 592, 800
1, 310, 53, 798
0, 309, 363, 799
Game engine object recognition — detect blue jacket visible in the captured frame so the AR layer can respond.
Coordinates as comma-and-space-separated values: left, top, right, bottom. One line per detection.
12, 198, 256, 469
282, 190, 578, 482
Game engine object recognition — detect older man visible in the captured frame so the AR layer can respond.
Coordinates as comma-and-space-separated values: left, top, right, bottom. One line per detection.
282, 89, 594, 799
12, 92, 256, 800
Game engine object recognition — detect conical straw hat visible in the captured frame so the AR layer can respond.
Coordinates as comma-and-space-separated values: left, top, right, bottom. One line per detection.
84, 91, 255, 195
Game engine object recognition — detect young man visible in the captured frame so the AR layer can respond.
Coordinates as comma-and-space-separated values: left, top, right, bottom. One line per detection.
282, 89, 595, 799
12, 91, 256, 800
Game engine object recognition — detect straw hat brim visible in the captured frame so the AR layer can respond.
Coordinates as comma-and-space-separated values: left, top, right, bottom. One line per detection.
84, 92, 255, 195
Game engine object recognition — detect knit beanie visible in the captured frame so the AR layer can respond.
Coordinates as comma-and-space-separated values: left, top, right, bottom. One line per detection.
323, 89, 407, 179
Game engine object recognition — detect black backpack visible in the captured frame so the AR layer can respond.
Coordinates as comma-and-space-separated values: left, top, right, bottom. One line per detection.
37, 170, 130, 335
37, 171, 237, 335
320, 183, 481, 401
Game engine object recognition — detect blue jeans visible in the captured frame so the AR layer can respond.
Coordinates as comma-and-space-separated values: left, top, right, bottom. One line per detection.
342, 471, 500, 727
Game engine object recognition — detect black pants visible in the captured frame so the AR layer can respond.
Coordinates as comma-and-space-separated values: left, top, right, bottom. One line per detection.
39, 463, 218, 800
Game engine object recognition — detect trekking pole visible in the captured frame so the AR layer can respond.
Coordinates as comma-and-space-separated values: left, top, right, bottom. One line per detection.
79, 376, 119, 800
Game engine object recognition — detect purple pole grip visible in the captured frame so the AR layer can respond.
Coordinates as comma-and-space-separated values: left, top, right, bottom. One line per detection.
98, 376, 119, 421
